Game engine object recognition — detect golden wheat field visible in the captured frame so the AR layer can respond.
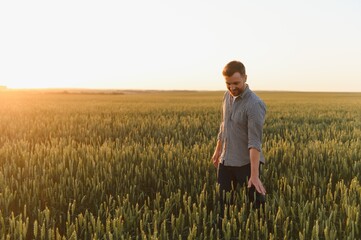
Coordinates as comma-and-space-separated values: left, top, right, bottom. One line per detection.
0, 90, 360, 239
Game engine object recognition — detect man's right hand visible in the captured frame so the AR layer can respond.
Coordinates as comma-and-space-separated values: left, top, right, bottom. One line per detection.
212, 154, 220, 168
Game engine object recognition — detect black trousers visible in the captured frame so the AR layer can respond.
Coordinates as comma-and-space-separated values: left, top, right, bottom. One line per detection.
217, 163, 265, 219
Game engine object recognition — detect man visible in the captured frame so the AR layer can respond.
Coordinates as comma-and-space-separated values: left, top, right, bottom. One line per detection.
212, 60, 266, 222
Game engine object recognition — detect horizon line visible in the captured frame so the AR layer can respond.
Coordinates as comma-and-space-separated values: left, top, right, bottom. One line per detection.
1, 87, 361, 94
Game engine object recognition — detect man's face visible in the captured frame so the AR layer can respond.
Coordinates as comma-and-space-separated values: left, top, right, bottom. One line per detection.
224, 72, 247, 97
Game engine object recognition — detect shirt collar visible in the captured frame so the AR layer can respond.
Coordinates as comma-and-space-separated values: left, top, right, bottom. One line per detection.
239, 84, 250, 99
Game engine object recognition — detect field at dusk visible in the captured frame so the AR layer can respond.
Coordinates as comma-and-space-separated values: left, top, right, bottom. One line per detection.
0, 91, 360, 239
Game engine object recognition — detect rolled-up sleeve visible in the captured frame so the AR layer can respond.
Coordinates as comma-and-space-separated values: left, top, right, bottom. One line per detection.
247, 100, 266, 151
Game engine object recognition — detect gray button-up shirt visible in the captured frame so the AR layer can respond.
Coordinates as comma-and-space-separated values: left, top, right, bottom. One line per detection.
217, 85, 266, 167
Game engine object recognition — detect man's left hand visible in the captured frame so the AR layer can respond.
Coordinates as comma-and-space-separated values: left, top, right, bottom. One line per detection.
248, 176, 266, 195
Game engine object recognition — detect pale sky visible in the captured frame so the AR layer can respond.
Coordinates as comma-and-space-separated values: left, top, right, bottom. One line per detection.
1, 0, 360, 92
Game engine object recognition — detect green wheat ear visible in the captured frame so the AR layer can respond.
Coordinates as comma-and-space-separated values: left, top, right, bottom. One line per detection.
33, 220, 38, 239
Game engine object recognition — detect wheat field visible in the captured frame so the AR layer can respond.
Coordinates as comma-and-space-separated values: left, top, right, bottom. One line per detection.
0, 90, 360, 239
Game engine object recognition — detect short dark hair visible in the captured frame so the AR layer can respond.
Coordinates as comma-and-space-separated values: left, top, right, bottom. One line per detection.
222, 60, 246, 77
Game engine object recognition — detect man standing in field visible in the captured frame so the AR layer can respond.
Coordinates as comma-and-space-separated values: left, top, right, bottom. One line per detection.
212, 60, 266, 223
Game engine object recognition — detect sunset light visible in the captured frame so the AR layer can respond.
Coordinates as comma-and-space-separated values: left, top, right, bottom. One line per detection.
1, 1, 361, 238
1, 0, 360, 92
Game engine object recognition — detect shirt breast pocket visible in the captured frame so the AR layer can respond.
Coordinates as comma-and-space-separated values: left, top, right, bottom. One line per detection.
231, 109, 247, 126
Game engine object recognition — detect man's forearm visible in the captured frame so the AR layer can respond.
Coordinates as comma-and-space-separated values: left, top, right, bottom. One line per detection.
248, 147, 266, 194
214, 140, 222, 157
249, 148, 260, 177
